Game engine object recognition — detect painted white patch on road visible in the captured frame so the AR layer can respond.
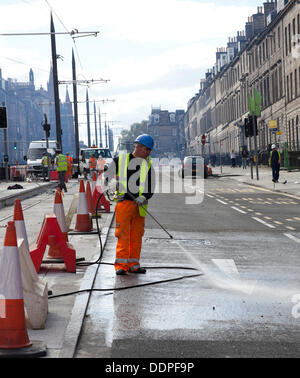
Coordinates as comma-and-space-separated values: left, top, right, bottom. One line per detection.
252, 217, 276, 229
216, 199, 228, 205
231, 206, 247, 214
284, 233, 300, 243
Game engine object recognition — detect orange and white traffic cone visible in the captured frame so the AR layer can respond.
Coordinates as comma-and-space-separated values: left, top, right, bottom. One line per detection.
47, 190, 68, 259
74, 180, 92, 232
13, 199, 48, 330
0, 221, 32, 349
86, 181, 94, 215
91, 171, 97, 195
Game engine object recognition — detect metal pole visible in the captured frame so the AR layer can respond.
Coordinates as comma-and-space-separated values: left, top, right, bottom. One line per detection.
94, 101, 98, 146
249, 136, 254, 179
253, 116, 259, 180
105, 121, 108, 148
72, 49, 80, 174
86, 89, 91, 147
4, 129, 8, 181
2, 101, 8, 181
50, 13, 62, 149
44, 114, 51, 181
99, 108, 103, 148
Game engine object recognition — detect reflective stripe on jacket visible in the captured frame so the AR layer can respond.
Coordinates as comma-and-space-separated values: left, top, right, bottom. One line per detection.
42, 156, 49, 166
269, 150, 281, 166
116, 152, 152, 217
57, 154, 68, 172
89, 157, 97, 169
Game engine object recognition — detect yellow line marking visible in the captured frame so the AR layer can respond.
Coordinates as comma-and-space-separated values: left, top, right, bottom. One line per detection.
274, 221, 283, 225
255, 212, 262, 215
286, 219, 294, 222
286, 226, 296, 231
264, 216, 272, 220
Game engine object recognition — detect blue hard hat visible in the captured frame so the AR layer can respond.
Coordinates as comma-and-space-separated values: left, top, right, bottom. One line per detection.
134, 134, 154, 150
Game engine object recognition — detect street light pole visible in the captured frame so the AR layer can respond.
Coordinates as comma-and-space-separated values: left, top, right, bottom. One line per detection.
50, 13, 62, 150
72, 48, 80, 174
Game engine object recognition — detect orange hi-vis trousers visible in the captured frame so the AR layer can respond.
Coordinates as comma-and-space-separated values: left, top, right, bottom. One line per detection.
115, 200, 145, 272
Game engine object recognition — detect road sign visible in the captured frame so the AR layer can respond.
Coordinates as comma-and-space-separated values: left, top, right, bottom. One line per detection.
269, 120, 278, 133
0, 106, 7, 129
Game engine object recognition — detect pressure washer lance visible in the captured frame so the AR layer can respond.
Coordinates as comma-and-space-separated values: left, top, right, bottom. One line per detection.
126, 191, 174, 239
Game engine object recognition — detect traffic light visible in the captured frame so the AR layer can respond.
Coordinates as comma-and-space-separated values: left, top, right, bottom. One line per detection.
244, 116, 258, 138
13, 142, 17, 150
0, 106, 7, 129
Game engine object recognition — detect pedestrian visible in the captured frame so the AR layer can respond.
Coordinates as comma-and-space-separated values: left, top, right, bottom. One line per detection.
242, 149, 248, 169
269, 144, 281, 183
105, 134, 155, 276
231, 150, 236, 168
66, 153, 73, 181
41, 152, 49, 181
55, 149, 68, 192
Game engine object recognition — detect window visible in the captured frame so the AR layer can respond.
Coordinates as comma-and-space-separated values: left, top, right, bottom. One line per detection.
278, 26, 281, 49
290, 72, 293, 100
154, 128, 159, 137
172, 128, 177, 137
295, 69, 298, 97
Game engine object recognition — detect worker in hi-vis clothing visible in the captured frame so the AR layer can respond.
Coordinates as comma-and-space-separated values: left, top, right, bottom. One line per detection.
105, 134, 155, 275
55, 149, 68, 193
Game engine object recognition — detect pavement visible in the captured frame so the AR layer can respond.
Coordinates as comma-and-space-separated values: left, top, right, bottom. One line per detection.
212, 164, 300, 198
0, 165, 299, 358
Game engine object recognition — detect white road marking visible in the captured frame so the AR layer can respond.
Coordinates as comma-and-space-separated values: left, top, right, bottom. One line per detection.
252, 217, 276, 229
231, 206, 247, 214
206, 194, 214, 198
284, 233, 300, 243
216, 199, 228, 205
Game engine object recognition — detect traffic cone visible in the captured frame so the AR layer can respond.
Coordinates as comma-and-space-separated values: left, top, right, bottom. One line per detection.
13, 199, 48, 330
74, 180, 92, 232
86, 181, 94, 215
47, 190, 68, 259
91, 171, 97, 194
0, 221, 32, 349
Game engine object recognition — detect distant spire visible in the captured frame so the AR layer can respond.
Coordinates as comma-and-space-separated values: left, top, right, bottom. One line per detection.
65, 86, 70, 103
29, 68, 34, 86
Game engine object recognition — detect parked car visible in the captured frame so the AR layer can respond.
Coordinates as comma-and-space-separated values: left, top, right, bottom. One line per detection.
179, 156, 208, 179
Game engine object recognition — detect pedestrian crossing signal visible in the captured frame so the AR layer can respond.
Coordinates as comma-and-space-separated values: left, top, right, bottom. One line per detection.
244, 116, 258, 138
0, 106, 7, 129
13, 142, 17, 150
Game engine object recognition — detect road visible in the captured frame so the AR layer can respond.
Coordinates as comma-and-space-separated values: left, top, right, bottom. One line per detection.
75, 170, 300, 358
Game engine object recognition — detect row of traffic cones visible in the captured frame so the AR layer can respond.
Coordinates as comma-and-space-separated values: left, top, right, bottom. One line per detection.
0, 204, 47, 356
0, 176, 111, 355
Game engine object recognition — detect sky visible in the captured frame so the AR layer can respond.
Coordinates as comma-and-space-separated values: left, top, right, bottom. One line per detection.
0, 0, 261, 145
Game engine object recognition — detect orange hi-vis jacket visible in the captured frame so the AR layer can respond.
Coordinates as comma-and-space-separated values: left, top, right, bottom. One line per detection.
89, 157, 97, 170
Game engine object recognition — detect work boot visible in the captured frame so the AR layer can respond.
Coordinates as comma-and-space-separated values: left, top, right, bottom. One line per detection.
130, 267, 147, 274
116, 269, 127, 276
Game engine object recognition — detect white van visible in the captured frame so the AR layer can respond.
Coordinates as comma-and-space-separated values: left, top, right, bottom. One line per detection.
27, 140, 59, 176
79, 147, 113, 178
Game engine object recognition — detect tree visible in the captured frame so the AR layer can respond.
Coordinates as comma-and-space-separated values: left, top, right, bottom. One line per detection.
120, 120, 148, 150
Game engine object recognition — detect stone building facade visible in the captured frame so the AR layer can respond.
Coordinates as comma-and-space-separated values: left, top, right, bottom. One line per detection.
147, 107, 185, 158
184, 0, 300, 167
0, 67, 75, 167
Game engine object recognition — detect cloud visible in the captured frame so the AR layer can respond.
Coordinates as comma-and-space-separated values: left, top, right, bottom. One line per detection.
0, 0, 257, 135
